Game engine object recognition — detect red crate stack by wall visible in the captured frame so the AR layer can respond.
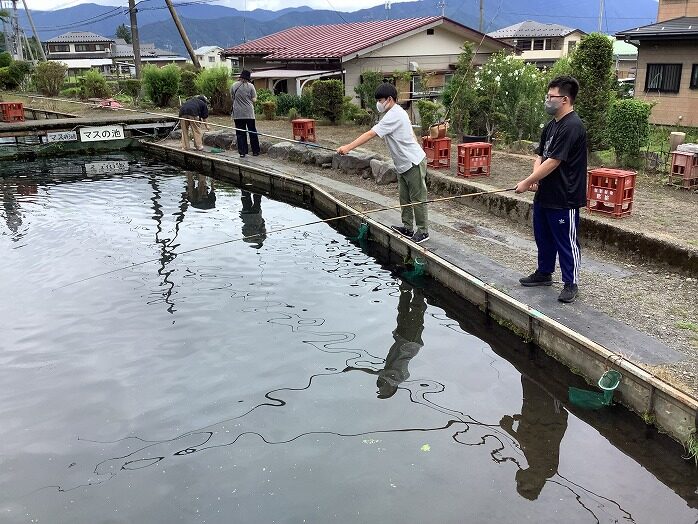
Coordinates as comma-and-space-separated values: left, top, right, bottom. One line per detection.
291, 118, 316, 142
586, 168, 636, 218
422, 136, 451, 169
456, 142, 491, 177
669, 151, 698, 190
0, 102, 24, 123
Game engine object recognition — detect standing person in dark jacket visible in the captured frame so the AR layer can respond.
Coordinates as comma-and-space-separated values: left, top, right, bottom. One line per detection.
515, 76, 587, 303
231, 69, 260, 158
178, 94, 210, 151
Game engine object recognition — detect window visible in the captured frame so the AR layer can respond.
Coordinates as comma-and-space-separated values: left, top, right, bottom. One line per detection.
95, 44, 107, 51
691, 64, 698, 90
49, 44, 69, 53
568, 41, 577, 54
208, 56, 216, 63
645, 63, 682, 93
426, 28, 434, 35
515, 39, 532, 51
533, 39, 545, 51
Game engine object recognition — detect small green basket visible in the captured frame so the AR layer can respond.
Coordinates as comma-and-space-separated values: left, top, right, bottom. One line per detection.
568, 369, 622, 410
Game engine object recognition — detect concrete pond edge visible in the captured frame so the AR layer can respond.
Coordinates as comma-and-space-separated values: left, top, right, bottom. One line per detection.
144, 141, 698, 449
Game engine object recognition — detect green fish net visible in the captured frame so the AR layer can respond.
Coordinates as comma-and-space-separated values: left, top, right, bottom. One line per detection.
568, 369, 622, 410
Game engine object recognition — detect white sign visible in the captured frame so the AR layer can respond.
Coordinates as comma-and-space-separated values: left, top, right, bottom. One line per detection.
79, 125, 125, 142
84, 161, 130, 176
46, 130, 78, 143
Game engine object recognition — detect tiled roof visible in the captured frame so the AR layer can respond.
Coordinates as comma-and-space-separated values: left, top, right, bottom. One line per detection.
488, 20, 582, 39
616, 17, 698, 39
222, 17, 446, 59
45, 31, 114, 43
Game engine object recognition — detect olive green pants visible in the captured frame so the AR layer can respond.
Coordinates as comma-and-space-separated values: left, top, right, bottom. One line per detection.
398, 158, 428, 233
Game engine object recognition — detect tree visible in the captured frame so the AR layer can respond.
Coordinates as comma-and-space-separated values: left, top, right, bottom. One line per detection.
354, 70, 383, 124
33, 60, 67, 96
570, 33, 614, 151
312, 79, 344, 124
142, 64, 181, 106
194, 66, 231, 114
442, 43, 478, 138
115, 24, 132, 44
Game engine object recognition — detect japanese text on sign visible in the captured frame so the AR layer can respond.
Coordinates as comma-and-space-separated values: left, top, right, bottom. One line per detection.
46, 130, 78, 143
592, 188, 616, 202
84, 161, 130, 175
79, 125, 125, 142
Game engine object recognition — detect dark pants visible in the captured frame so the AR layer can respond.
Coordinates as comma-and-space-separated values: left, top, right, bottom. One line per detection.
533, 201, 581, 285
234, 118, 260, 155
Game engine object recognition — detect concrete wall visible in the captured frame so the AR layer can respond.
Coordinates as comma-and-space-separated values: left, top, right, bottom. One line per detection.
635, 41, 698, 126
658, 0, 698, 21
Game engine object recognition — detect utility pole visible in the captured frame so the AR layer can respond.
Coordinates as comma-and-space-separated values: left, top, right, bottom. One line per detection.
10, 0, 23, 60
164, 0, 201, 70
21, 28, 34, 62
437, 0, 446, 17
128, 0, 142, 78
479, 0, 484, 33
598, 0, 605, 32
21, 0, 45, 60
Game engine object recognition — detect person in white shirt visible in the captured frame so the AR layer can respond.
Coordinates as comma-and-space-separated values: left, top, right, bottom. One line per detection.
337, 83, 429, 244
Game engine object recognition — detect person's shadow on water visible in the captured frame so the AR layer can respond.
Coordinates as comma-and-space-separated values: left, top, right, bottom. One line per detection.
240, 190, 266, 249
186, 174, 216, 210
500, 376, 569, 500
376, 283, 427, 399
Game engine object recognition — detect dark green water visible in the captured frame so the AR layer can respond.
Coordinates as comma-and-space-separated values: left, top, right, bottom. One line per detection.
1, 153, 696, 523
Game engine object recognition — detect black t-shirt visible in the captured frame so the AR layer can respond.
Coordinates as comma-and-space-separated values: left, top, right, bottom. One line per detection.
535, 111, 587, 209
179, 98, 209, 120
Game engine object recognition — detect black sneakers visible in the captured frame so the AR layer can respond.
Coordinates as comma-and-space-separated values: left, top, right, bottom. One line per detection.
519, 271, 553, 287
391, 225, 414, 237
411, 231, 429, 244
558, 283, 579, 303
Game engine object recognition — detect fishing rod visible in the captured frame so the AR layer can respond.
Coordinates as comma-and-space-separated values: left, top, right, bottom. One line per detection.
16, 93, 339, 153
54, 187, 515, 290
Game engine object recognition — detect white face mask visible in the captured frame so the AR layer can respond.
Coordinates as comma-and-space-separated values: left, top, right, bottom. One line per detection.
376, 100, 388, 113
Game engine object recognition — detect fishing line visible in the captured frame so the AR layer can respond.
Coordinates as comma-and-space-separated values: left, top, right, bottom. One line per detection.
54, 187, 515, 290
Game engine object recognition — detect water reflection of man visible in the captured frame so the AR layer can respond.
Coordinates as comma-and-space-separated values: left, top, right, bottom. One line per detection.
377, 283, 427, 399
240, 190, 266, 249
186, 174, 216, 210
500, 376, 568, 500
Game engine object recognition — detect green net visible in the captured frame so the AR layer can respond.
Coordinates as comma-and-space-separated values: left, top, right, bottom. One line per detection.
568, 369, 622, 410
402, 257, 427, 282
349, 223, 369, 244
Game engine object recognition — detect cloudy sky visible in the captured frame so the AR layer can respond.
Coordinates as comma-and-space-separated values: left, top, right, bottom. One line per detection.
30, 0, 390, 12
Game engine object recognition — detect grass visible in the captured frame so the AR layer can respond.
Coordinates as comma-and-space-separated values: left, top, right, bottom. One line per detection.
676, 321, 698, 333
684, 431, 698, 466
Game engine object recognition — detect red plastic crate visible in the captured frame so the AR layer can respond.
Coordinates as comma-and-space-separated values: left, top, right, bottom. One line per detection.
669, 151, 698, 190
291, 118, 316, 142
456, 142, 491, 177
586, 168, 636, 218
0, 102, 24, 123
422, 136, 451, 169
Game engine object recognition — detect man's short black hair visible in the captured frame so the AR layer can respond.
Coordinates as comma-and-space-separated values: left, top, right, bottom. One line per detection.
547, 76, 580, 103
375, 82, 398, 101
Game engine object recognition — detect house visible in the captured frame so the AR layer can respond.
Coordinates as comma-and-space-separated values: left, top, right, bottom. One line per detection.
613, 40, 637, 80
615, 0, 698, 126
44, 31, 114, 76
111, 39, 188, 75
194, 46, 238, 71
487, 21, 586, 68
220, 17, 511, 104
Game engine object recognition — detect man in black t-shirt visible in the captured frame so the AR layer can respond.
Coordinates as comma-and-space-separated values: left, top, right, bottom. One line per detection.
515, 76, 587, 303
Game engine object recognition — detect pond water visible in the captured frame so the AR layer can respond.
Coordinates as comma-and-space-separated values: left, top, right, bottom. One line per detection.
1, 154, 697, 523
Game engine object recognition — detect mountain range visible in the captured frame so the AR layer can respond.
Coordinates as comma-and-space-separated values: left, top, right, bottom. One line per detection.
15, 0, 660, 55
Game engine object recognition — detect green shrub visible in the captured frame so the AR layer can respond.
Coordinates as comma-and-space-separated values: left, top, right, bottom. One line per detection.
261, 100, 277, 120
59, 87, 81, 98
180, 70, 197, 98
194, 67, 231, 114
118, 79, 141, 99
79, 69, 110, 99
106, 80, 119, 95
312, 79, 344, 124
287, 107, 299, 120
276, 93, 303, 116
299, 88, 314, 117
571, 33, 615, 150
353, 109, 373, 126
254, 88, 275, 114
0, 60, 31, 90
607, 99, 653, 163
354, 70, 383, 124
442, 44, 478, 137
416, 99, 445, 136
142, 64, 181, 107
33, 61, 68, 96
0, 52, 11, 68
341, 95, 361, 123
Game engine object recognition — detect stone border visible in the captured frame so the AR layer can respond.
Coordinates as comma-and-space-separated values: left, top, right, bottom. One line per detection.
144, 141, 698, 448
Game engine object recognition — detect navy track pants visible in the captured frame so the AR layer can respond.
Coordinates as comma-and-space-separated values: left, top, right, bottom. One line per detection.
533, 201, 581, 285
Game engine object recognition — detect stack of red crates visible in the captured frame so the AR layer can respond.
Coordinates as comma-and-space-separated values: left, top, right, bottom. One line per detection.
0, 102, 24, 123
422, 136, 451, 169
669, 151, 698, 190
291, 118, 316, 142
456, 142, 491, 177
586, 168, 636, 218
